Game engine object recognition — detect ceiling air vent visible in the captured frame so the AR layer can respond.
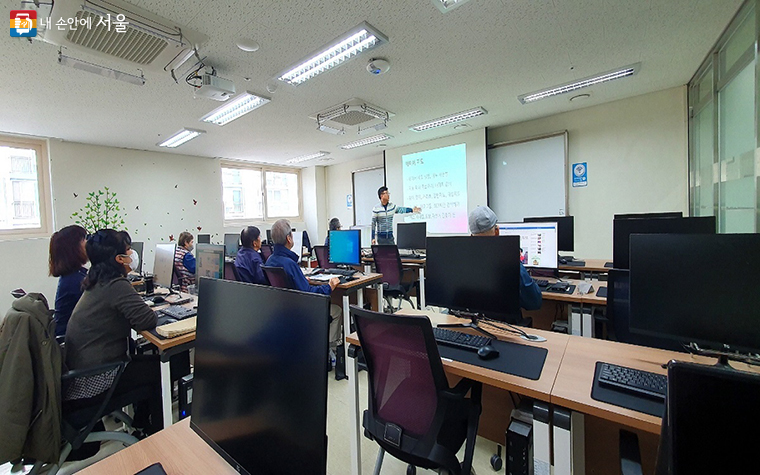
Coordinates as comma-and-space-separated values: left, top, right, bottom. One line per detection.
311, 98, 394, 135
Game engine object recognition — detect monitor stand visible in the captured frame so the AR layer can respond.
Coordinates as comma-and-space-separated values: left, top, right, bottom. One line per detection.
438, 311, 497, 340
685, 342, 760, 368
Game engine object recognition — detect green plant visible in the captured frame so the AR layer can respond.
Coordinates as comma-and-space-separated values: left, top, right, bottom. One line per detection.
71, 187, 126, 233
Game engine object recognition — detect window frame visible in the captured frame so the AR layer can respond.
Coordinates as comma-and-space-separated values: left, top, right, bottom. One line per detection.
0, 134, 53, 240
220, 160, 302, 226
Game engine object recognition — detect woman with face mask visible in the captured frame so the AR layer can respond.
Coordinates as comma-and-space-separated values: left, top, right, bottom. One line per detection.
65, 229, 163, 434
173, 232, 195, 292
48, 225, 89, 337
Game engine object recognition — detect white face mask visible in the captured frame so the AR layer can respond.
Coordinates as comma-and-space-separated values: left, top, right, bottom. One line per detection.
128, 249, 140, 272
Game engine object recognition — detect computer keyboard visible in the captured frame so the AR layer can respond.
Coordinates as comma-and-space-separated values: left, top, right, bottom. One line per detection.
398, 249, 423, 258
534, 279, 549, 287
433, 327, 491, 351
160, 305, 197, 320
598, 362, 667, 400
546, 282, 571, 292
329, 268, 357, 277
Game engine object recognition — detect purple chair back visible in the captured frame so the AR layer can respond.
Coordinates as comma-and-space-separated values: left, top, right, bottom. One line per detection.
262, 266, 292, 289
223, 261, 237, 281
352, 306, 447, 437
260, 244, 273, 262
371, 245, 404, 287
313, 245, 336, 269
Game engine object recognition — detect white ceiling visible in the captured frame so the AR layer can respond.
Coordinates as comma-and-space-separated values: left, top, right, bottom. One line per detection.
0, 0, 743, 167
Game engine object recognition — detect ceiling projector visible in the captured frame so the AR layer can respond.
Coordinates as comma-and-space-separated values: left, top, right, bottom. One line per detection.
194, 72, 236, 101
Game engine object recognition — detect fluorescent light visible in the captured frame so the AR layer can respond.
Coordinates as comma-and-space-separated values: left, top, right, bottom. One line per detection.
409, 107, 487, 132
277, 22, 388, 86
158, 128, 205, 148
339, 133, 392, 150
518, 63, 641, 104
200, 91, 270, 126
432, 0, 473, 13
58, 53, 145, 86
287, 151, 330, 164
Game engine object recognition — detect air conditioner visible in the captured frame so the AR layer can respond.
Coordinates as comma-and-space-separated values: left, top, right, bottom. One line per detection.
35, 0, 208, 73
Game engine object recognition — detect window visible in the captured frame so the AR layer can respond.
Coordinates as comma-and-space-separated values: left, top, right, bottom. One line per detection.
0, 135, 52, 237
221, 162, 301, 224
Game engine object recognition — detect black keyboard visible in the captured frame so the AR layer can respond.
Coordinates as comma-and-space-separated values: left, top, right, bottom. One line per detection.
329, 268, 356, 277
546, 282, 571, 292
433, 327, 491, 351
160, 305, 197, 320
598, 363, 667, 400
535, 279, 549, 287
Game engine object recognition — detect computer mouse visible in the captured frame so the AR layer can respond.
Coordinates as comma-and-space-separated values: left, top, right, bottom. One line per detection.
477, 345, 499, 360
152, 296, 165, 304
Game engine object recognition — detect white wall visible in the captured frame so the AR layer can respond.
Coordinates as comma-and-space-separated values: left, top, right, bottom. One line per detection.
301, 165, 327, 247
487, 86, 689, 259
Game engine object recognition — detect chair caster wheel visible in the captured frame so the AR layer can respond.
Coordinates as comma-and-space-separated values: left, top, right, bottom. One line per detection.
490, 454, 502, 471
407, 465, 416, 475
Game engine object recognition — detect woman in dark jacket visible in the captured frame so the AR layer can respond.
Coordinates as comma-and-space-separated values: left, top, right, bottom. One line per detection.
48, 225, 88, 337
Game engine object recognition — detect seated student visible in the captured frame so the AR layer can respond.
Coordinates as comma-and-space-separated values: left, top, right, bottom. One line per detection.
267, 219, 344, 356
49, 225, 89, 337
324, 217, 342, 247
173, 232, 196, 292
468, 206, 543, 311
64, 229, 163, 434
235, 226, 267, 285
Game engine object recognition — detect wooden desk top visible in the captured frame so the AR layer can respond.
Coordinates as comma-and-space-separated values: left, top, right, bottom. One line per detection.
540, 278, 607, 304
307, 272, 382, 290
346, 309, 570, 402
362, 256, 426, 265
139, 293, 197, 352
78, 419, 238, 475
559, 258, 612, 273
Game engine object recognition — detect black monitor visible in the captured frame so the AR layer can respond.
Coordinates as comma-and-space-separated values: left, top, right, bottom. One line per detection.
612, 216, 715, 269
197, 234, 211, 244
266, 229, 272, 244
191, 279, 330, 475
629, 233, 760, 356
523, 216, 574, 252
328, 230, 361, 266
614, 211, 683, 220
223, 233, 239, 258
396, 222, 427, 250
130, 241, 144, 274
196, 244, 224, 280
426, 236, 520, 320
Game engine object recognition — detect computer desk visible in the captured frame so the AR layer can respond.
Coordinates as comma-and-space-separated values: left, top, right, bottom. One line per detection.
539, 277, 607, 337
362, 255, 427, 308
559, 258, 612, 275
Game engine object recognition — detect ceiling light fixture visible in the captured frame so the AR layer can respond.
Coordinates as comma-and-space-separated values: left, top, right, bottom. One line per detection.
200, 91, 271, 126
518, 63, 640, 104
58, 52, 145, 86
339, 133, 392, 150
236, 38, 260, 52
277, 22, 388, 86
432, 0, 473, 13
287, 151, 330, 164
157, 128, 205, 148
409, 107, 487, 132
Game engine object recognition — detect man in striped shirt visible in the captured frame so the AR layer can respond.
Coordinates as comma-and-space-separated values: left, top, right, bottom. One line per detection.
371, 186, 421, 245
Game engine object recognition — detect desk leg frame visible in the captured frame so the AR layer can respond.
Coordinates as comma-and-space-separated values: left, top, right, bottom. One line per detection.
419, 267, 425, 309
160, 358, 172, 429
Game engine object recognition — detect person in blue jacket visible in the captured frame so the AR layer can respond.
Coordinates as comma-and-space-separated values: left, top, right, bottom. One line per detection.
468, 206, 543, 311
235, 226, 267, 285
48, 224, 89, 336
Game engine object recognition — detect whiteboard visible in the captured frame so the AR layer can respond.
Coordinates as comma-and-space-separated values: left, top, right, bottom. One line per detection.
487, 132, 567, 222
352, 166, 385, 226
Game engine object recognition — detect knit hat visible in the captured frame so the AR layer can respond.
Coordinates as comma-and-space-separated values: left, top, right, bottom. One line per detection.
468, 206, 498, 234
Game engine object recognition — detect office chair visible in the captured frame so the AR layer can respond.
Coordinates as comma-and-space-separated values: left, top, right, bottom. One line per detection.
371, 245, 417, 312
262, 266, 293, 289
351, 306, 481, 475
223, 261, 239, 281
313, 245, 337, 269
260, 244, 273, 263
302, 230, 313, 256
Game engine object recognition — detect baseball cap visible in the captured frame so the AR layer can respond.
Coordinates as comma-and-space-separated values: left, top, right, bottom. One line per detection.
468, 206, 498, 234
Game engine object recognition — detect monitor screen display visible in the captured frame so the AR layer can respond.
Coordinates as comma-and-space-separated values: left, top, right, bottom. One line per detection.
498, 222, 558, 269
612, 216, 715, 269
523, 216, 574, 252
350, 225, 372, 249
192, 279, 330, 475
396, 222, 427, 250
224, 233, 239, 258
153, 243, 176, 290
425, 236, 520, 320
196, 244, 224, 280
629, 233, 760, 354
197, 234, 211, 244
613, 211, 682, 220
130, 241, 144, 274
328, 230, 361, 265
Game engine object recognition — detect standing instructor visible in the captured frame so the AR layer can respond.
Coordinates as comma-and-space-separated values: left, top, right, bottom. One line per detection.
371, 186, 421, 245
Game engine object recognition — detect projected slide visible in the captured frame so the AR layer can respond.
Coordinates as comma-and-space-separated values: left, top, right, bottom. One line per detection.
402, 143, 468, 234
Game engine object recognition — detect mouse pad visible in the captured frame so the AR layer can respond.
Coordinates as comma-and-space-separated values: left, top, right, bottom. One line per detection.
437, 339, 548, 380
590, 362, 665, 418
596, 287, 608, 299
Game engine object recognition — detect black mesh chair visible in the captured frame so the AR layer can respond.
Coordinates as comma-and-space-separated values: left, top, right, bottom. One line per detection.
352, 306, 481, 475
260, 244, 273, 263
262, 266, 293, 289
371, 245, 417, 312
313, 245, 337, 269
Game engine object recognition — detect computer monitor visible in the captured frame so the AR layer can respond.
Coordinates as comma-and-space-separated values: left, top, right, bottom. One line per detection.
612, 216, 715, 269
614, 211, 683, 220
349, 225, 372, 248
328, 230, 361, 266
292, 229, 303, 257
192, 279, 330, 475
153, 243, 176, 290
629, 233, 760, 355
223, 233, 239, 258
197, 234, 211, 244
396, 222, 427, 250
196, 244, 224, 280
497, 222, 558, 270
266, 229, 272, 244
426, 236, 520, 320
523, 216, 574, 252
130, 241, 144, 274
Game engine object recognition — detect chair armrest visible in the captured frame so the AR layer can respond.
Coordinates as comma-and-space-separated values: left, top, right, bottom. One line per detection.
620, 429, 643, 475
62, 361, 126, 381
442, 378, 476, 399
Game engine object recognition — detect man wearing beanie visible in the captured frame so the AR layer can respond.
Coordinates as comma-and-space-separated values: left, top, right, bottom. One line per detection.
468, 206, 542, 310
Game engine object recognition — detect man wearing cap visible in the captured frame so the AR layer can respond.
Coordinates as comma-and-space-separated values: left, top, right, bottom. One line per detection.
468, 205, 543, 310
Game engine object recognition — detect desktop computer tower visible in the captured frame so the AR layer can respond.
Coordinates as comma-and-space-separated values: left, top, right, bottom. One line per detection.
179, 373, 193, 420
507, 404, 534, 475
